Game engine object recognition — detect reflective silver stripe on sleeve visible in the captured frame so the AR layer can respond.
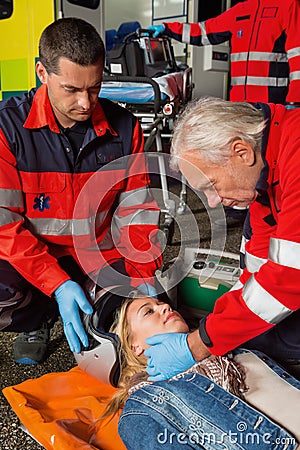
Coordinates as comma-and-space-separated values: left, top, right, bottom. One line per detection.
0, 209, 23, 226
182, 23, 191, 44
231, 51, 287, 63
231, 76, 288, 87
27, 211, 108, 236
244, 250, 267, 273
199, 21, 210, 45
287, 47, 300, 59
230, 279, 244, 292
113, 209, 160, 229
269, 237, 300, 270
0, 189, 23, 208
112, 209, 159, 242
119, 187, 154, 207
240, 235, 248, 256
243, 275, 293, 324
289, 71, 300, 81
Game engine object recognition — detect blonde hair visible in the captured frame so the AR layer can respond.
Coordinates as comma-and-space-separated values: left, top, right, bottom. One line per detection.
170, 96, 265, 168
98, 295, 147, 420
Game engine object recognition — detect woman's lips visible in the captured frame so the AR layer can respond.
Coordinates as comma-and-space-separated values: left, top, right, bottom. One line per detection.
165, 312, 180, 323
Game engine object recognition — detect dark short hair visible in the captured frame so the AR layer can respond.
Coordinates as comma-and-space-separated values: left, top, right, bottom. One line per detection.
39, 17, 105, 74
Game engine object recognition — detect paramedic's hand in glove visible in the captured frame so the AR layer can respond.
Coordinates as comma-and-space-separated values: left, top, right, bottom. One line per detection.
54, 280, 93, 353
147, 24, 165, 38
144, 332, 197, 381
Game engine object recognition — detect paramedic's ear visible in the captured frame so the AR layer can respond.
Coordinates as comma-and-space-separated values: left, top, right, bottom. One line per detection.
36, 61, 48, 84
231, 140, 256, 166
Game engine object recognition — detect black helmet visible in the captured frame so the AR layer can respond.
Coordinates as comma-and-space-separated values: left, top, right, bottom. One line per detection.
74, 285, 131, 387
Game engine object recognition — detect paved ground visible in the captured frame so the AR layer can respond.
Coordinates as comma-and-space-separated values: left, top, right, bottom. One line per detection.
0, 182, 243, 449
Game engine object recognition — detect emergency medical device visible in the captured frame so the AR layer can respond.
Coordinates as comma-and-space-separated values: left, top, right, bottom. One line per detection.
177, 248, 240, 317
156, 248, 241, 318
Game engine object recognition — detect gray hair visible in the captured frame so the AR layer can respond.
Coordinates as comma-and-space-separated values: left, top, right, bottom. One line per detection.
170, 96, 265, 168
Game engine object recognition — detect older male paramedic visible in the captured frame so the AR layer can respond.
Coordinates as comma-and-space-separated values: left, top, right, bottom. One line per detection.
0, 18, 161, 365
145, 96, 300, 381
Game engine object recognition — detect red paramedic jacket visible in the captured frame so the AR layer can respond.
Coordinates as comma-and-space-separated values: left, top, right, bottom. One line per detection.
201, 103, 300, 354
0, 85, 161, 296
164, 0, 300, 104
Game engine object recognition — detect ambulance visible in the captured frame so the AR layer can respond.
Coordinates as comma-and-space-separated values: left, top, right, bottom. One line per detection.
0, 0, 104, 100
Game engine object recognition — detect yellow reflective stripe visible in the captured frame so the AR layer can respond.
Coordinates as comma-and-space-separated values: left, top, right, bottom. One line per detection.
289, 70, 300, 81
0, 189, 23, 208
269, 237, 300, 270
243, 276, 293, 324
231, 76, 288, 87
119, 187, 153, 207
245, 250, 267, 274
0, 209, 23, 226
231, 51, 287, 62
182, 23, 191, 44
199, 21, 210, 45
287, 47, 300, 59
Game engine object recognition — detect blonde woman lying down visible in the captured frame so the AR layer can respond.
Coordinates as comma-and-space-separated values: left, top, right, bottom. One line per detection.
94, 291, 300, 450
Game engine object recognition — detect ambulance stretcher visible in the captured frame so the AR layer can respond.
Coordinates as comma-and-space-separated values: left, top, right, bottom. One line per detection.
100, 68, 193, 243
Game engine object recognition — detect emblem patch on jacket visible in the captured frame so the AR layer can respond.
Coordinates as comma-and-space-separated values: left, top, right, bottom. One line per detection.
33, 194, 50, 212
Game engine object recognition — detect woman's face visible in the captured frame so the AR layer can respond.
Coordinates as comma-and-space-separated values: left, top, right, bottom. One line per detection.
126, 297, 189, 356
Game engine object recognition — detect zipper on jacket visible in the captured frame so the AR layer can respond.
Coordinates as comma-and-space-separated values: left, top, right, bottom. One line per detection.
245, 0, 260, 99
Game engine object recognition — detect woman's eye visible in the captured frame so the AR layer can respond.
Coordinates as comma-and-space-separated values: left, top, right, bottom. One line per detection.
144, 308, 153, 316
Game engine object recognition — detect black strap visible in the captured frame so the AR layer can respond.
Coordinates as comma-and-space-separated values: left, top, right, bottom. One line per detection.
198, 315, 213, 348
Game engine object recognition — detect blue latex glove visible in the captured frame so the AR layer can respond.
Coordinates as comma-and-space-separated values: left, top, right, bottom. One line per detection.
137, 283, 157, 298
147, 24, 165, 38
144, 332, 197, 381
54, 280, 93, 353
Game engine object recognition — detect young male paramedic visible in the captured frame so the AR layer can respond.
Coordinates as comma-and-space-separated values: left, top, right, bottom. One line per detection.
0, 18, 161, 365
144, 96, 300, 381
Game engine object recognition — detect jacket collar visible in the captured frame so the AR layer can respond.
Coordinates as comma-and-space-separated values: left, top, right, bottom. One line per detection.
254, 103, 288, 193
24, 84, 117, 137
254, 102, 271, 193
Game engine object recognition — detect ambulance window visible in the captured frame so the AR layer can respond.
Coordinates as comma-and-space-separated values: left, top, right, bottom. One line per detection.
0, 0, 13, 20
67, 0, 100, 9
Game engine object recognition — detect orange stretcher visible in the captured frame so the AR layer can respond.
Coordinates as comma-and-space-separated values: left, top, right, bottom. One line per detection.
3, 366, 126, 450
